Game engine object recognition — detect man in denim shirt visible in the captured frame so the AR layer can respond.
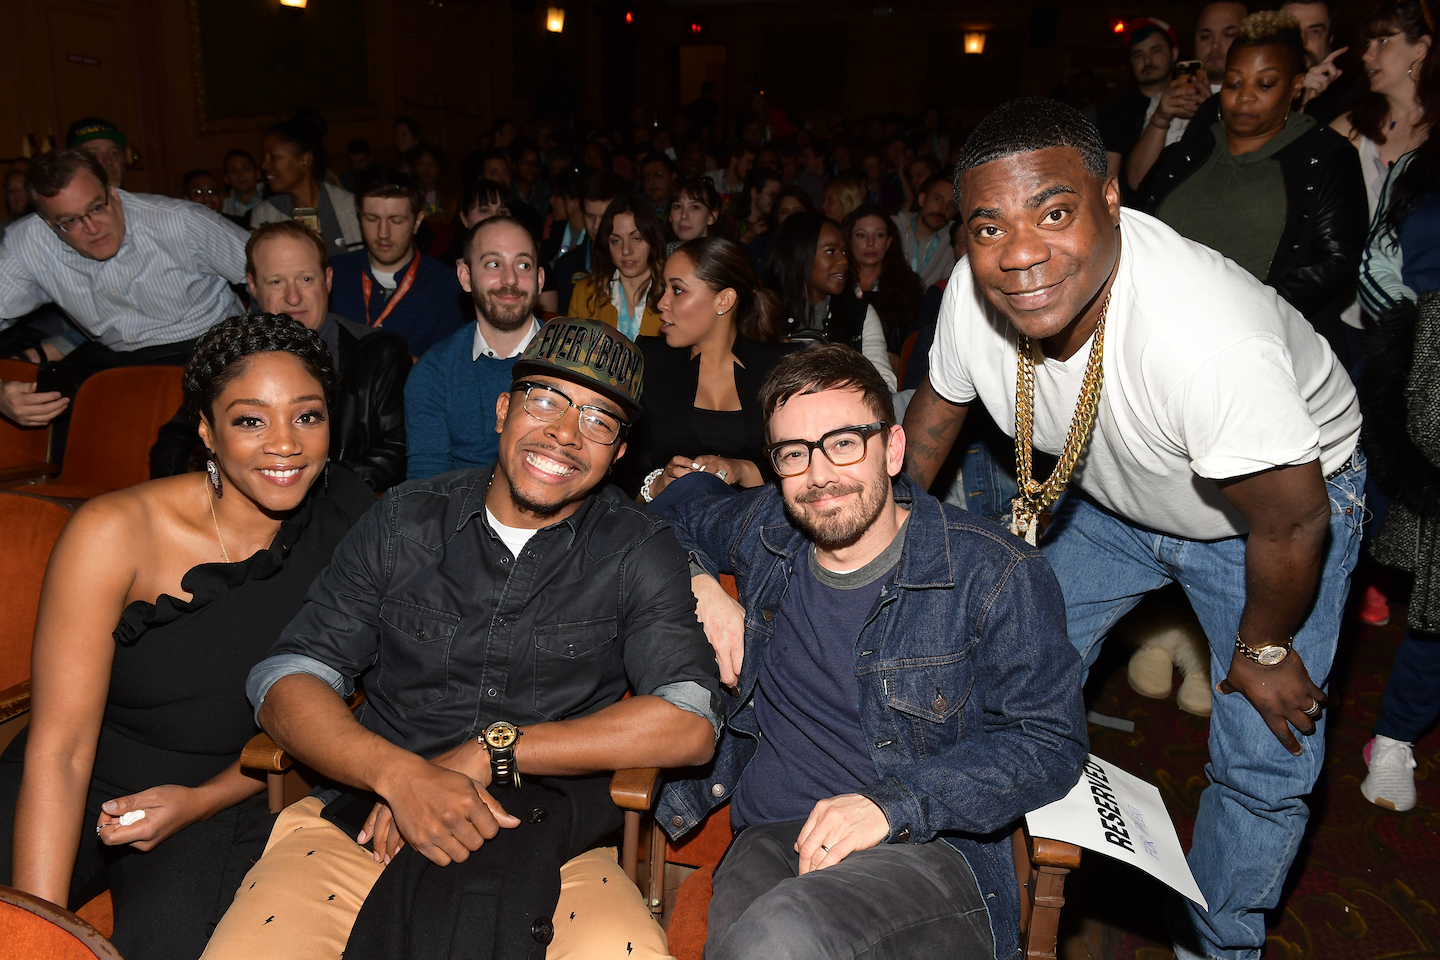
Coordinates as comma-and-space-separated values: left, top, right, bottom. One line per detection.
659, 346, 1088, 960
203, 319, 721, 960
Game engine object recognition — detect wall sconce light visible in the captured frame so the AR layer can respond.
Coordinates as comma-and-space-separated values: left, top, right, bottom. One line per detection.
279, 0, 307, 8
546, 7, 565, 32
964, 31, 986, 55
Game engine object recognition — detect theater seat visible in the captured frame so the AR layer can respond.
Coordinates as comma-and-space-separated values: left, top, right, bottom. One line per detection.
0, 493, 73, 754
13, 367, 184, 501
0, 360, 55, 482
0, 884, 122, 959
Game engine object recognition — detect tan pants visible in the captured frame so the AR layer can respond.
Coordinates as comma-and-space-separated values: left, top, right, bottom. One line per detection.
201, 797, 672, 960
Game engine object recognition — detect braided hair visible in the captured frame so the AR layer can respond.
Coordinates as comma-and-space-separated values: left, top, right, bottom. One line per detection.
183, 313, 338, 428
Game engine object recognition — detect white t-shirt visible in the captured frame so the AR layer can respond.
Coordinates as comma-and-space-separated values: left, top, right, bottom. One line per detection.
486, 507, 540, 558
928, 209, 1360, 541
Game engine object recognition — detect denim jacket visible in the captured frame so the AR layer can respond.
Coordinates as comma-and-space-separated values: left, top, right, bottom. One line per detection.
657, 474, 1088, 960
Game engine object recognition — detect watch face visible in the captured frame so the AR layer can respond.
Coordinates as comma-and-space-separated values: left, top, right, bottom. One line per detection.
484, 723, 518, 748
1256, 646, 1289, 666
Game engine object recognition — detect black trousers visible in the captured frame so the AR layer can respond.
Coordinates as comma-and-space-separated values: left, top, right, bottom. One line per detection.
344, 775, 622, 960
0, 730, 276, 960
705, 819, 995, 960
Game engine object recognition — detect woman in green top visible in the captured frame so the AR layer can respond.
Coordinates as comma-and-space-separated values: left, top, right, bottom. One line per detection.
1137, 11, 1369, 364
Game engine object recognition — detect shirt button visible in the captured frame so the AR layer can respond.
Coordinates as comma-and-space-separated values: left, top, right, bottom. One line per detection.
762, 610, 774, 622
671, 815, 685, 828
500, 557, 508, 565
487, 688, 498, 698
896, 828, 911, 843
711, 783, 725, 797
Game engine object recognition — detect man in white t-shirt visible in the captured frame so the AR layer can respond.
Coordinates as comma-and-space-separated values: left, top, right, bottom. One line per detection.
902, 97, 1364, 960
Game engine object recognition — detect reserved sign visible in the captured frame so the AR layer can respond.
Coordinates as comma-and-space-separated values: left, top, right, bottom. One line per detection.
1026, 754, 1208, 910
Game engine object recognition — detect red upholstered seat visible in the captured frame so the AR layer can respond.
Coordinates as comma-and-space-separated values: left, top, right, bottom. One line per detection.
0, 884, 122, 958
0, 494, 71, 693
20, 366, 183, 501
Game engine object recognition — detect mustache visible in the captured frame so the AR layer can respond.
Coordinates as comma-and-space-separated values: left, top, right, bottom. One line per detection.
793, 482, 865, 504
520, 442, 587, 473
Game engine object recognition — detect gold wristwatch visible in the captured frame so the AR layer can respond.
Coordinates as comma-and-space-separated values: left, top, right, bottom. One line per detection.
1234, 632, 1292, 667
481, 721, 522, 788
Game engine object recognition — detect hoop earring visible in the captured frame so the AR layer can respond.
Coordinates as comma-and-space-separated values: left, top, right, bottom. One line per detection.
206, 457, 224, 498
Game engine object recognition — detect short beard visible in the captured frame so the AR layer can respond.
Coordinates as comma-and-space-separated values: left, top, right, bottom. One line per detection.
784, 473, 890, 551
505, 473, 566, 518
475, 284, 538, 333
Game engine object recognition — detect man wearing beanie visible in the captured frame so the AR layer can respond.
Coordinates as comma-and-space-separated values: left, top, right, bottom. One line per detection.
203, 317, 721, 960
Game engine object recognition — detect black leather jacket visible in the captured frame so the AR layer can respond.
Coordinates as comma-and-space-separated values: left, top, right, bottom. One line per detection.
1136, 101, 1368, 358
150, 314, 412, 491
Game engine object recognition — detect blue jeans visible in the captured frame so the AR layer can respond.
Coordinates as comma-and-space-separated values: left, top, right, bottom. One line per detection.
643, 470, 738, 526
1039, 452, 1366, 960
1374, 627, 1440, 742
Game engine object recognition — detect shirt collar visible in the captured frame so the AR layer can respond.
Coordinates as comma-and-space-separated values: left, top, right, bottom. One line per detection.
473, 316, 541, 361
456, 462, 594, 551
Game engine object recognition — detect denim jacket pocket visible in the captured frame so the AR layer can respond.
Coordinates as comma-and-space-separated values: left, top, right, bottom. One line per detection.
376, 600, 460, 710
880, 655, 974, 725
533, 617, 618, 719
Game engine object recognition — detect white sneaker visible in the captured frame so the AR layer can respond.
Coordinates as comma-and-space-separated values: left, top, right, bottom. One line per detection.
1362, 735, 1418, 812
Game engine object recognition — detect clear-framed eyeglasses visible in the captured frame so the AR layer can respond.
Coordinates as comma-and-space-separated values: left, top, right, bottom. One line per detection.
47, 195, 112, 234
514, 380, 628, 446
764, 421, 891, 478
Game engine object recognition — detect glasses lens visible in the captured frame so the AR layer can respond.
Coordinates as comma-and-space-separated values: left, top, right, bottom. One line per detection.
769, 442, 812, 477
822, 430, 870, 466
523, 386, 565, 421
577, 411, 620, 445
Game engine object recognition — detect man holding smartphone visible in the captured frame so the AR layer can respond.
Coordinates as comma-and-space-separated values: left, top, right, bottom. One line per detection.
1097, 19, 1181, 187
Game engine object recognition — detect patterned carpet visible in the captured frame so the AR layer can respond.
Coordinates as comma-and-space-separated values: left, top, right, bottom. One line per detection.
1062, 596, 1440, 960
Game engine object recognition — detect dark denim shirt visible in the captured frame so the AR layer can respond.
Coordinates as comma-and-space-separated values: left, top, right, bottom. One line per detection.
247, 466, 723, 758
657, 475, 1088, 960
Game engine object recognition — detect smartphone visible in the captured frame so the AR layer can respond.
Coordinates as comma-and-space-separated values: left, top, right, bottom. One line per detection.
1173, 60, 1204, 80
35, 361, 74, 400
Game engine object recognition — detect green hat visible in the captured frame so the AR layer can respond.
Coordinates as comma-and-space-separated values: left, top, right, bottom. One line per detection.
511, 317, 645, 420
66, 117, 125, 149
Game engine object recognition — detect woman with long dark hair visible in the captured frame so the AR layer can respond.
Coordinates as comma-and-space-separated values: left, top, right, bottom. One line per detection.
0, 314, 375, 959
842, 203, 925, 373
634, 237, 794, 511
569, 195, 667, 339
762, 211, 897, 391
251, 114, 363, 254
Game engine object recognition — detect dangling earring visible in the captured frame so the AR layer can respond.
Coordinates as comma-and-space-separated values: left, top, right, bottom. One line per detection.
206, 457, 224, 498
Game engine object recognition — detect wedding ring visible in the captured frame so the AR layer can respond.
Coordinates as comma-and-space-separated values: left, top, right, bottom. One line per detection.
716, 469, 729, 483
1303, 699, 1322, 718
819, 844, 831, 856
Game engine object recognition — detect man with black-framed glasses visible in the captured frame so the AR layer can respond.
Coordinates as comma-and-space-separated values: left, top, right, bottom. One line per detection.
204, 315, 722, 960
0, 149, 248, 430
659, 344, 1087, 960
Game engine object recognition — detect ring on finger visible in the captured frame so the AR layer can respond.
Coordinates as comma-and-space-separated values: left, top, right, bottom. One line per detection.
819, 844, 831, 857
1302, 698, 1322, 718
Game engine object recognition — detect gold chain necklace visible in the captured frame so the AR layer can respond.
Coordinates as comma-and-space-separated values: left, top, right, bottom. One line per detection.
1010, 293, 1111, 546
206, 480, 231, 563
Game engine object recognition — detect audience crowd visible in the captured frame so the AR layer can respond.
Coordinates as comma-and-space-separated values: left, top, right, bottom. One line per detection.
0, 1, 1436, 959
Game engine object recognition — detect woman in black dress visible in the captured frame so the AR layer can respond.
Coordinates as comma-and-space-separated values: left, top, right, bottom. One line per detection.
0, 313, 376, 960
633, 237, 793, 510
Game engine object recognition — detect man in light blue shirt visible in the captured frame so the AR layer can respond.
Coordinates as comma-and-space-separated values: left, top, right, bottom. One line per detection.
0, 150, 248, 427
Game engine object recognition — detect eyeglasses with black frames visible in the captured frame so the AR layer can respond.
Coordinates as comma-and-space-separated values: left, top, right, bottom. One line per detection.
47, 195, 112, 234
764, 421, 891, 478
513, 380, 628, 446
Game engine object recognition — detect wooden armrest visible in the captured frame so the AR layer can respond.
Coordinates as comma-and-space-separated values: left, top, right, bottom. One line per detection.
1028, 831, 1082, 870
0, 681, 30, 723
0, 462, 57, 482
240, 731, 293, 773
610, 767, 662, 812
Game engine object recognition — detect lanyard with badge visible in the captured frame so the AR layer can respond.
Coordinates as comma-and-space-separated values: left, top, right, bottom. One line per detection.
908, 220, 943, 279
360, 255, 421, 328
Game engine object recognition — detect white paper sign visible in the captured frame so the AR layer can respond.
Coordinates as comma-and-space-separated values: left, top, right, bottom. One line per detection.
1025, 754, 1208, 910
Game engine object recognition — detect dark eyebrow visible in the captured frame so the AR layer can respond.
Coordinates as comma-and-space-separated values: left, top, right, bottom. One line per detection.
1025, 184, 1078, 209
226, 394, 325, 410
965, 206, 1002, 224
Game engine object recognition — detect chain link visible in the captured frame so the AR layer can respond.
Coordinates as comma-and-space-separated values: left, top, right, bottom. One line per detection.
1010, 293, 1111, 545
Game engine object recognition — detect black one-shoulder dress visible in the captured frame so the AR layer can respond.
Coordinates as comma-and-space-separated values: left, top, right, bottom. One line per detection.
0, 467, 375, 960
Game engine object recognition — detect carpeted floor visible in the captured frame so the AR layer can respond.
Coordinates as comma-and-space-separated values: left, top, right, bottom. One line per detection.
1061, 597, 1440, 960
